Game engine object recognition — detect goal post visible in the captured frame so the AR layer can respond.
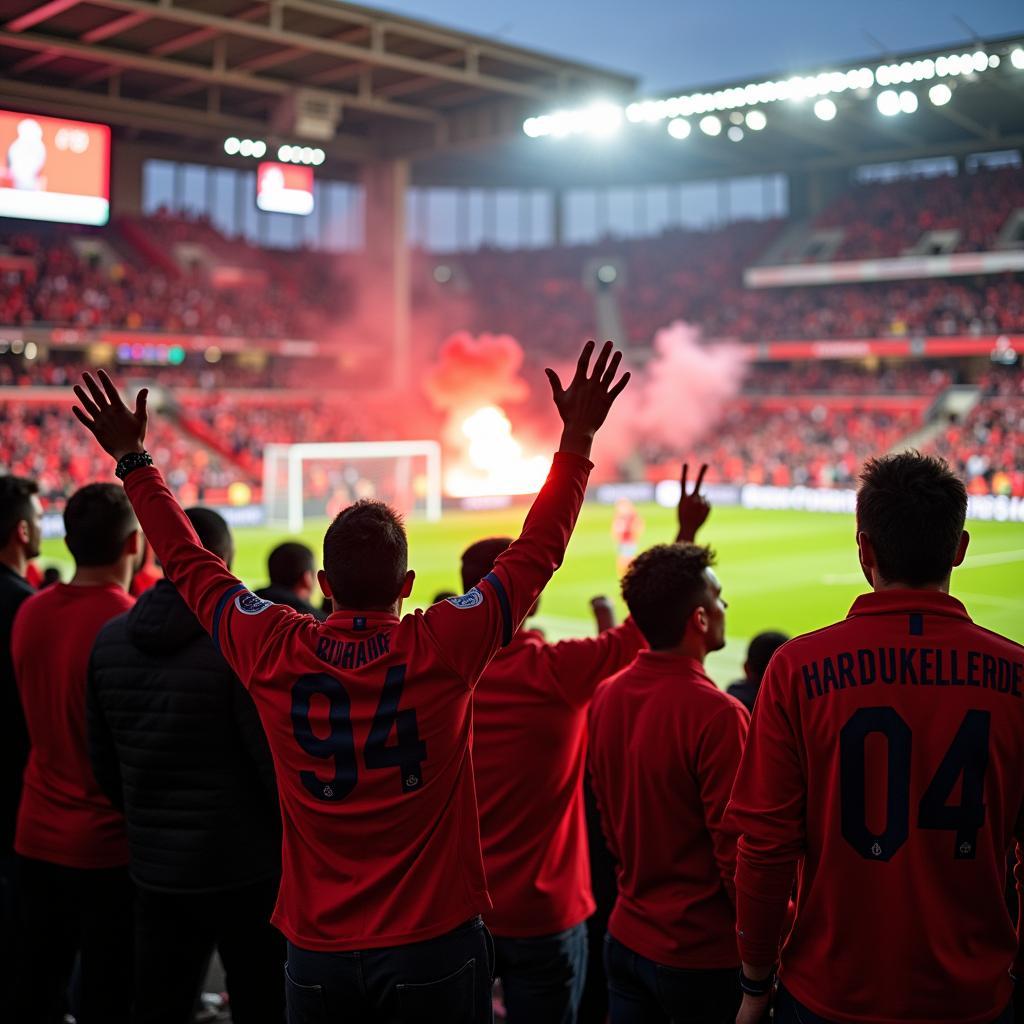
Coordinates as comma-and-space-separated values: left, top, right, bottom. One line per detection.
263, 441, 443, 532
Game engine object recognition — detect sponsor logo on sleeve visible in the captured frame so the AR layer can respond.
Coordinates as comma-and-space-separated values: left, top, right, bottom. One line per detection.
235, 591, 273, 616
446, 588, 484, 610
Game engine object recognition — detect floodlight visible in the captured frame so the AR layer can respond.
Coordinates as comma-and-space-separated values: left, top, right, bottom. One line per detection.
1012, 48, 1024, 70
699, 115, 722, 136
876, 90, 901, 116
899, 90, 918, 114
727, 126, 744, 142
312, 148, 325, 165
597, 264, 618, 284
814, 98, 837, 121
929, 83, 952, 106
667, 118, 691, 139
278, 144, 292, 161
224, 137, 240, 155
252, 141, 267, 158
745, 110, 767, 130
239, 139, 254, 157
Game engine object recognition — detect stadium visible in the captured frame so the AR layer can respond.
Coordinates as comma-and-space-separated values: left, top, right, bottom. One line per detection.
1, 1, 1023, 1022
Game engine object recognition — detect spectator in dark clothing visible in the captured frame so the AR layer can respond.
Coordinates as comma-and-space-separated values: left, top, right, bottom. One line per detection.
725, 630, 789, 713
255, 541, 325, 619
0, 476, 41, 995
87, 508, 284, 1024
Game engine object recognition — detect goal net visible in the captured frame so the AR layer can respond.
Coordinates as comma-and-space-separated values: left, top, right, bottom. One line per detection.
263, 441, 443, 531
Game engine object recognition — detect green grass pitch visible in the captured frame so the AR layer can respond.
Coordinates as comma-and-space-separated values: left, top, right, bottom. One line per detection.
40, 504, 1024, 687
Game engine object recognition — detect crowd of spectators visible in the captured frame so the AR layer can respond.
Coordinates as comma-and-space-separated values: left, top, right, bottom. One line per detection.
742, 362, 954, 395
931, 399, 1024, 496
810, 165, 1024, 261
0, 217, 349, 340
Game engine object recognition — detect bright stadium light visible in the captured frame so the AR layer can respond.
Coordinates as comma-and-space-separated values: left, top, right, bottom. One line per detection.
814, 98, 837, 121
667, 118, 691, 139
745, 110, 767, 130
929, 83, 952, 106
224, 137, 240, 155
312, 148, 325, 165
1012, 48, 1024, 70
727, 125, 744, 141
239, 139, 254, 157
899, 90, 918, 113
877, 90, 901, 116
252, 141, 267, 158
699, 115, 722, 136
278, 144, 292, 161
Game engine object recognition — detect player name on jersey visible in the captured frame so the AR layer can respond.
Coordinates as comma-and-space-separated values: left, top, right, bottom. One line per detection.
800, 647, 1024, 700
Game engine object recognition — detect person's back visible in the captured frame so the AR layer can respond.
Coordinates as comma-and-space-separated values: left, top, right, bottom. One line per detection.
730, 452, 1024, 1024
88, 507, 284, 1024
88, 575, 280, 891
70, 343, 629, 1022
589, 543, 747, 1024
11, 482, 139, 1024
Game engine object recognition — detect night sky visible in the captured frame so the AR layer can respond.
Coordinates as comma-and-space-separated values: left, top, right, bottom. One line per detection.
375, 0, 1022, 93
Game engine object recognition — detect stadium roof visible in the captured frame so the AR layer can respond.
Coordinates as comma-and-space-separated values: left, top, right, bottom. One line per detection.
414, 33, 1024, 188
1, 5, 1022, 188
0, 0, 635, 171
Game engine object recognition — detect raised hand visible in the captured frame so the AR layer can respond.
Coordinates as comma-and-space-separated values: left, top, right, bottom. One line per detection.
676, 462, 710, 543
546, 340, 630, 459
72, 369, 149, 461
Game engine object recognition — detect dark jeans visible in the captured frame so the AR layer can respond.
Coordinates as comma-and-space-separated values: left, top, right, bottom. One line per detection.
493, 922, 588, 1024
12, 855, 134, 1024
603, 934, 739, 1024
774, 983, 1016, 1024
285, 915, 495, 1024
133, 876, 285, 1024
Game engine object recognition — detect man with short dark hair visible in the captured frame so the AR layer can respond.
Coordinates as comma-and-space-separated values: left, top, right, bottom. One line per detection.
257, 541, 325, 619
589, 542, 747, 1023
726, 631, 790, 714
730, 451, 1024, 1024
88, 506, 284, 1024
0, 475, 41, 994
12, 482, 139, 1024
70, 342, 628, 1024
468, 464, 710, 1024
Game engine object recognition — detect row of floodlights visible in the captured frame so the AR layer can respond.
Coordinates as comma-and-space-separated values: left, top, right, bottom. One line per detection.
523, 46, 1024, 140
222, 138, 326, 165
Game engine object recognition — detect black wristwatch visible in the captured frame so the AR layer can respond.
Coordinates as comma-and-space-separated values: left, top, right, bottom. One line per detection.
115, 450, 154, 481
739, 967, 776, 996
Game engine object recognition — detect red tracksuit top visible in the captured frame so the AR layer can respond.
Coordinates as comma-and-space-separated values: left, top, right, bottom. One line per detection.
729, 590, 1024, 1024
471, 620, 644, 937
588, 651, 749, 968
13, 583, 133, 869
122, 453, 591, 951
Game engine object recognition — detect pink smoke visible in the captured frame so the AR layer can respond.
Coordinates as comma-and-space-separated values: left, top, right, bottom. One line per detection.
592, 321, 750, 468
423, 331, 531, 416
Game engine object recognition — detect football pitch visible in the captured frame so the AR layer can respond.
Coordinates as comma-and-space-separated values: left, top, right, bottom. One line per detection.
41, 503, 1024, 686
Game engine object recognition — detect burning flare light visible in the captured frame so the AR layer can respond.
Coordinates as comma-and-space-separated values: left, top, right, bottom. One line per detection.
445, 405, 549, 498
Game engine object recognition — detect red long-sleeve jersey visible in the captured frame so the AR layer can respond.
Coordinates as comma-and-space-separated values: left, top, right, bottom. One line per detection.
13, 583, 133, 869
588, 652, 749, 968
122, 453, 591, 951
472, 620, 644, 937
729, 590, 1024, 1024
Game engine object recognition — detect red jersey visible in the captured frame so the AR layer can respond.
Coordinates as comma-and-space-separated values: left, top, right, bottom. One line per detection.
588, 652, 749, 968
13, 582, 133, 869
122, 453, 591, 951
472, 620, 644, 937
729, 590, 1024, 1024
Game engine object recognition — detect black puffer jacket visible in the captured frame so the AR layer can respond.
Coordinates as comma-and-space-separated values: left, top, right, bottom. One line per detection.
87, 579, 281, 893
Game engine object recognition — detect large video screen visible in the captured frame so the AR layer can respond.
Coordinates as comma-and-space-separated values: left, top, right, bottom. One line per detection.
256, 162, 314, 216
0, 109, 110, 226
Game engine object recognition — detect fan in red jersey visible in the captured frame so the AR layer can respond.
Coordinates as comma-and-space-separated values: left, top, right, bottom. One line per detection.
589, 537, 749, 1023
729, 452, 1024, 1024
11, 483, 141, 1024
464, 463, 711, 1024
70, 343, 629, 1024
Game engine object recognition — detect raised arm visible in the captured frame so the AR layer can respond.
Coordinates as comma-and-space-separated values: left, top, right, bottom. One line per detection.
676, 462, 710, 543
71, 370, 300, 684
423, 341, 630, 685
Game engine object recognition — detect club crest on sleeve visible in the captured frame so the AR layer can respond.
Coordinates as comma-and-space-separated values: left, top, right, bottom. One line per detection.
446, 588, 484, 610
235, 591, 273, 616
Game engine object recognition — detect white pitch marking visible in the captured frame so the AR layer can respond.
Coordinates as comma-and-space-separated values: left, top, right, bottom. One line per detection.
822, 548, 1024, 585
